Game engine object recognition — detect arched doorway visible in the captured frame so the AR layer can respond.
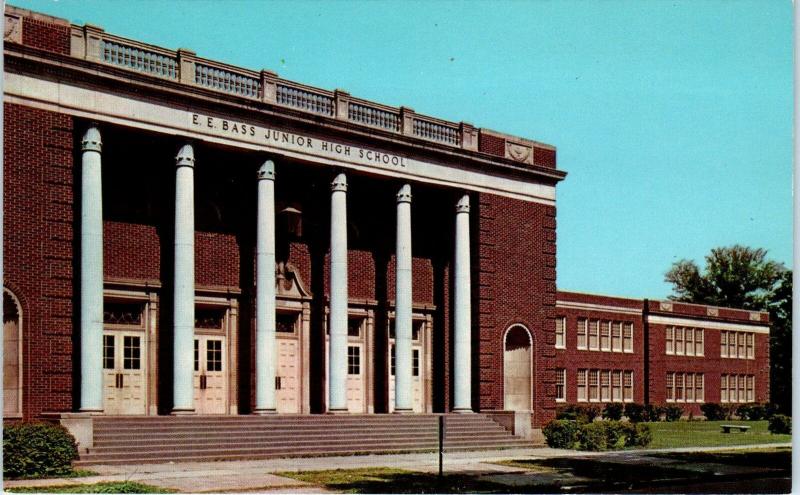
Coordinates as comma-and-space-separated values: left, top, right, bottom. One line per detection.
503, 325, 532, 411
4, 289, 23, 418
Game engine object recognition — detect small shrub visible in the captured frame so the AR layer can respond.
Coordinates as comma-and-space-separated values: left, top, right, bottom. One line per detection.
746, 404, 766, 420
622, 422, 653, 447
555, 405, 579, 421
700, 403, 726, 421
4, 422, 78, 478
577, 422, 608, 451
624, 403, 646, 423
764, 403, 780, 419
543, 420, 578, 449
603, 420, 627, 448
642, 404, 661, 422
663, 405, 683, 422
583, 405, 601, 422
735, 405, 751, 420
768, 414, 791, 435
603, 403, 624, 421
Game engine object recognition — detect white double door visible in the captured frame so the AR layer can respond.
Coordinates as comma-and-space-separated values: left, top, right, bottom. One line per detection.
103, 330, 147, 415
193, 334, 227, 414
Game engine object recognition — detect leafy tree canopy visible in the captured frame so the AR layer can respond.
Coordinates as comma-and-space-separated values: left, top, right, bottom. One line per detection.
665, 245, 787, 311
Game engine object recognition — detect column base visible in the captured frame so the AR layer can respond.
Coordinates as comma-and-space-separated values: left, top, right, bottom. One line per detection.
327, 408, 350, 415
393, 408, 414, 414
253, 408, 277, 415
451, 407, 474, 414
170, 408, 196, 415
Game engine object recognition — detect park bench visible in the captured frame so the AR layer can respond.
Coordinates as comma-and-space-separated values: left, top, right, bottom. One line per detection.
720, 424, 751, 433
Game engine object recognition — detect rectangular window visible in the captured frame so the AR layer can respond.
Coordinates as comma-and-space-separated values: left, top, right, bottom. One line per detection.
194, 339, 199, 372
720, 331, 728, 358
685, 328, 695, 356
728, 331, 736, 358
600, 370, 611, 402
737, 332, 746, 359
623, 323, 633, 353
577, 319, 587, 350
685, 373, 694, 402
738, 375, 746, 403
347, 317, 363, 337
666, 372, 675, 401
623, 371, 633, 402
206, 339, 222, 372
123, 336, 141, 370
675, 327, 685, 355
390, 345, 395, 376
348, 345, 360, 375
103, 335, 115, 369
412, 349, 420, 377
612, 371, 622, 402
675, 373, 684, 401
412, 321, 422, 341
746, 375, 754, 402
695, 374, 704, 402
556, 368, 566, 401
695, 329, 704, 356
555, 317, 566, 349
276, 313, 297, 333
612, 323, 622, 352
589, 320, 599, 351
589, 369, 599, 401
746, 333, 754, 359
600, 322, 611, 351
577, 369, 587, 402
666, 326, 674, 354
720, 374, 728, 403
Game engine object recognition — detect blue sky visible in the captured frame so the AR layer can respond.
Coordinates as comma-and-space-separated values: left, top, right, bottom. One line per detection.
12, 0, 793, 299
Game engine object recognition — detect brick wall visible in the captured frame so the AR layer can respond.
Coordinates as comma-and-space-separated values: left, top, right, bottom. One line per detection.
476, 193, 557, 426
4, 103, 75, 419
21, 17, 70, 54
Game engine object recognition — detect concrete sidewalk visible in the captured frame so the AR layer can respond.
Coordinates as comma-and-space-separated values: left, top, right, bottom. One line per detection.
3, 443, 791, 493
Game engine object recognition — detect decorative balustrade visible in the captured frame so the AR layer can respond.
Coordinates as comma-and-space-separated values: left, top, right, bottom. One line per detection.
67, 26, 534, 158
100, 39, 177, 80
348, 102, 401, 132
413, 118, 460, 146
195, 63, 260, 99
276, 83, 335, 116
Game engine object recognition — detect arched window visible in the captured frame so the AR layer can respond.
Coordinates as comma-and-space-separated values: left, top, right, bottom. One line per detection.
4, 289, 23, 417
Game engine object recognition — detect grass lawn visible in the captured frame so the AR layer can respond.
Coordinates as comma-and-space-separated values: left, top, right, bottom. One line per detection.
6, 481, 173, 493
645, 420, 790, 449
278, 467, 509, 494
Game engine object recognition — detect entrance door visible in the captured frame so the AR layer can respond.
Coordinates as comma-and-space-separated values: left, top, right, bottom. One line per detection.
503, 325, 532, 411
388, 320, 424, 412
325, 315, 367, 413
275, 311, 301, 413
194, 335, 227, 414
102, 331, 147, 415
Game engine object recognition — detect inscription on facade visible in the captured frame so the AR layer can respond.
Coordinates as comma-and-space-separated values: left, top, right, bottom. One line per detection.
190, 114, 408, 168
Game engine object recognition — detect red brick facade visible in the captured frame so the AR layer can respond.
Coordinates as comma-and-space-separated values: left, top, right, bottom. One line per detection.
2, 6, 771, 428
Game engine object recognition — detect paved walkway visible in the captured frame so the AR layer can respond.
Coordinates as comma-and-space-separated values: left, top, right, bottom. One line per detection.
3, 443, 791, 493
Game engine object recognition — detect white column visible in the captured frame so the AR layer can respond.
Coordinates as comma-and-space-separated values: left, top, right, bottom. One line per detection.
394, 184, 413, 413
453, 194, 472, 413
172, 144, 195, 414
79, 126, 104, 412
255, 160, 277, 414
328, 173, 348, 412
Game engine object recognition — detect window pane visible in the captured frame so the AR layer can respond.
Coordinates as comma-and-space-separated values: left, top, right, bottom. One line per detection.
589, 370, 599, 401
737, 333, 745, 359
194, 339, 199, 372
746, 333, 754, 359
623, 324, 633, 352
696, 374, 704, 402
556, 368, 565, 400
721, 331, 727, 357
123, 336, 141, 370
555, 317, 565, 348
623, 371, 633, 401
612, 371, 622, 401
390, 345, 395, 376
347, 318, 363, 337
600, 322, 610, 351
695, 329, 704, 356
577, 369, 587, 401
746, 375, 754, 402
206, 340, 222, 372
612, 323, 622, 352
577, 319, 587, 349
348, 345, 360, 375
676, 373, 684, 401
412, 349, 419, 377
666, 327, 674, 354
589, 321, 599, 350
686, 328, 694, 356
412, 321, 423, 341
676, 328, 684, 355
666, 372, 674, 401
103, 335, 115, 369
686, 373, 694, 401
276, 313, 297, 333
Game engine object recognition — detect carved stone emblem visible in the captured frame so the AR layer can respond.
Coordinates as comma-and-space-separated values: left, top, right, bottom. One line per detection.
659, 302, 673, 312
505, 142, 532, 164
749, 312, 761, 321
707, 307, 718, 317
4, 14, 21, 43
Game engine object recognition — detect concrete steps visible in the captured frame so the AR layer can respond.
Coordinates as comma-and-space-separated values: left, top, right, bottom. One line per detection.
76, 414, 540, 465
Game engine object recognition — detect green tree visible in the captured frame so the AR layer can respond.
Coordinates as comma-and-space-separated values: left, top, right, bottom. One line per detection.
665, 245, 791, 413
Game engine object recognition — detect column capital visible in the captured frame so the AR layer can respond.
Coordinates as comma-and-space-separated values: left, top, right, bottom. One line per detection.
81, 126, 102, 153
455, 194, 470, 213
396, 184, 412, 204
257, 160, 276, 180
175, 144, 195, 168
331, 172, 347, 193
